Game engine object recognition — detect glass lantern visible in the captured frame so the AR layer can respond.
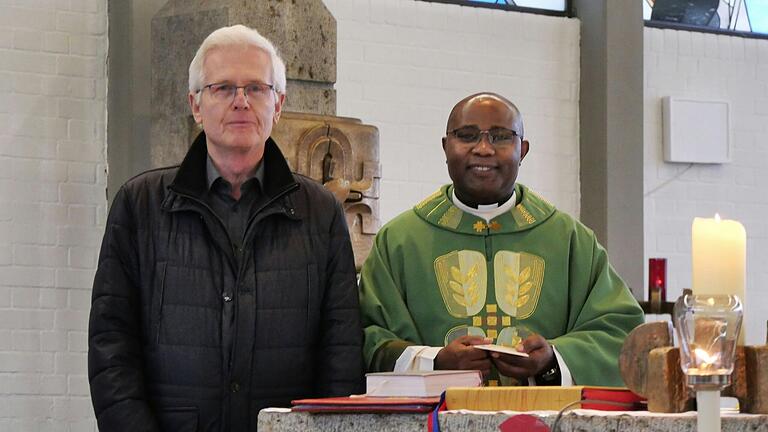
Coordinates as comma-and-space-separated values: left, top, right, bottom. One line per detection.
673, 294, 743, 389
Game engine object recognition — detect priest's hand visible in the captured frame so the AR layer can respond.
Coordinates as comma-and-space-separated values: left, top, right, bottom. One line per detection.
434, 335, 493, 378
490, 334, 555, 381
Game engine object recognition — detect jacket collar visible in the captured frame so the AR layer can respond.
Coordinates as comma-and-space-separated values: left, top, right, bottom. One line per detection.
413, 183, 556, 235
169, 131, 298, 200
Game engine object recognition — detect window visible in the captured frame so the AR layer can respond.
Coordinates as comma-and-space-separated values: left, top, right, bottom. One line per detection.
420, 0, 569, 16
644, 0, 768, 37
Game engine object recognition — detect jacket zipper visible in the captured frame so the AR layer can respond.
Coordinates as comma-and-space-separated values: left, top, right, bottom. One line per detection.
242, 183, 300, 244
168, 182, 300, 370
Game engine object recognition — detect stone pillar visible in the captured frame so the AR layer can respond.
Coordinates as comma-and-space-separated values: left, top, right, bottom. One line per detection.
573, 0, 645, 298
150, 0, 380, 268
150, 0, 337, 167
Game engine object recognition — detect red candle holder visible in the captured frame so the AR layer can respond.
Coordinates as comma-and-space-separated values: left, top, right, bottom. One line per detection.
649, 258, 667, 303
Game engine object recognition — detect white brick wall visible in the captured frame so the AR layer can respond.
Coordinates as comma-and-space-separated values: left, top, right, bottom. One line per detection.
324, 0, 581, 222
0, 0, 106, 430
644, 28, 768, 345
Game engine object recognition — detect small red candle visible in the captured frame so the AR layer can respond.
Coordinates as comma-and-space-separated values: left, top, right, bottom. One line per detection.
649, 258, 667, 302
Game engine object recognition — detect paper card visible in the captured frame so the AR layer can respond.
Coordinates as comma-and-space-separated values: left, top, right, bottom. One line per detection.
474, 344, 530, 357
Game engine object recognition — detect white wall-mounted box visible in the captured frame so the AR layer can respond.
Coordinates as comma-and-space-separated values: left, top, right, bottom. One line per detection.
662, 97, 731, 164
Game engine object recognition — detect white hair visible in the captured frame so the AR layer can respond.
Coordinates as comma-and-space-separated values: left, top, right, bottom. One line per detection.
188, 24, 287, 99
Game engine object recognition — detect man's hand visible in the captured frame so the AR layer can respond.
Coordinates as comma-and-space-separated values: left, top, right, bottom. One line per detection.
490, 334, 554, 380
434, 336, 493, 377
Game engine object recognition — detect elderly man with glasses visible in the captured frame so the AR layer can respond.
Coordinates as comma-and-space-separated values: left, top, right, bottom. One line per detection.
360, 92, 643, 388
88, 25, 363, 431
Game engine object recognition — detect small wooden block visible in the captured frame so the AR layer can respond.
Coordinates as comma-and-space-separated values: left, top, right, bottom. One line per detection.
743, 345, 768, 414
646, 347, 694, 413
721, 346, 747, 400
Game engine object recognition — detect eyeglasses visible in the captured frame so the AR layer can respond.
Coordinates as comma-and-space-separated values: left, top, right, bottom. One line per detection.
198, 82, 275, 103
447, 126, 521, 147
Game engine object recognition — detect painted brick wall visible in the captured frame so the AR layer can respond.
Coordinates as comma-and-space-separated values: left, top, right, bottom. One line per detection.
323, 0, 581, 223
20, 1, 766, 428
0, 1, 107, 430
644, 27, 768, 345
0, 1, 577, 427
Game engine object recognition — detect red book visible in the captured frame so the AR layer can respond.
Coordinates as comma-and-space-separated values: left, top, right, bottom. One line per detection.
580, 387, 646, 411
291, 396, 442, 413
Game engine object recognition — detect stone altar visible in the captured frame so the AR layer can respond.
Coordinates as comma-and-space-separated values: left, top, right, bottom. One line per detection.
258, 409, 768, 431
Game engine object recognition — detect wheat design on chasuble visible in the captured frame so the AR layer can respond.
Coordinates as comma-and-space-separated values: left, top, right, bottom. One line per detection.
434, 250, 545, 351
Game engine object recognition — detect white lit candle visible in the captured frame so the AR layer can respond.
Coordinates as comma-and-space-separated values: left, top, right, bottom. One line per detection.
691, 215, 746, 343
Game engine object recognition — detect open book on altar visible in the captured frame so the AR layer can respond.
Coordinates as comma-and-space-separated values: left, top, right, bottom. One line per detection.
445, 386, 645, 411
366, 370, 483, 397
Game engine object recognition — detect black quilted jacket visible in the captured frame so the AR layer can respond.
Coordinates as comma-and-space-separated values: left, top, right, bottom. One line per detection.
88, 132, 363, 432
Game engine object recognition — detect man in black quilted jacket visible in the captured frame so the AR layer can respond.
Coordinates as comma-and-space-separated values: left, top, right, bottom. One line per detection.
88, 24, 363, 431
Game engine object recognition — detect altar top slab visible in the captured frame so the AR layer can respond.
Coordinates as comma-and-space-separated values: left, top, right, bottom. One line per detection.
258, 408, 768, 432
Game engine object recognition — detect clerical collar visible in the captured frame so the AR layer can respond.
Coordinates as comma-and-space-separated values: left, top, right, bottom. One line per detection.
451, 188, 517, 222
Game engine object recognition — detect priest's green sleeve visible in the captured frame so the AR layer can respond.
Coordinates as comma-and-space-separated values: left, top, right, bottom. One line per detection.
550, 225, 645, 386
359, 225, 420, 372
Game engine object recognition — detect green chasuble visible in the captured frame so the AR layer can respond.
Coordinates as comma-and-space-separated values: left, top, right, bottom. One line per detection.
359, 183, 644, 387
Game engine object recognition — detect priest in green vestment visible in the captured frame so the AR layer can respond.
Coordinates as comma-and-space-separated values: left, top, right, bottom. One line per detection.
359, 93, 644, 387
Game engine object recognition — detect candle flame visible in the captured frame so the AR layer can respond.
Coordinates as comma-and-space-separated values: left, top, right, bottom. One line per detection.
694, 348, 720, 369
715, 213, 721, 222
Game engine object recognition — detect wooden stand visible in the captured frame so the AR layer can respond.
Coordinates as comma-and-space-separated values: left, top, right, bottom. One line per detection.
619, 322, 768, 414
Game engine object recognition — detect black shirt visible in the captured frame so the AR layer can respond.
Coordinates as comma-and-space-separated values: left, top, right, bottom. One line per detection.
204, 155, 265, 371
204, 155, 265, 259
